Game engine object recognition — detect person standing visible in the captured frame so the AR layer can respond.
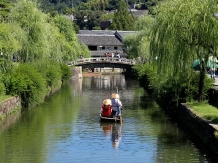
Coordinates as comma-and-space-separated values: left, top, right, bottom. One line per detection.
116, 53, 120, 59
210, 68, 216, 80
111, 93, 122, 117
111, 52, 114, 58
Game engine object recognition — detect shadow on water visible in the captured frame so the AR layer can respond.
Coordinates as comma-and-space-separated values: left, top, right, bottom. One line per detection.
139, 93, 218, 162
172, 118, 218, 162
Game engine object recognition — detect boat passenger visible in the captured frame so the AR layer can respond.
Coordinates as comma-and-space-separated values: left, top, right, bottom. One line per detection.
111, 93, 122, 117
101, 99, 112, 117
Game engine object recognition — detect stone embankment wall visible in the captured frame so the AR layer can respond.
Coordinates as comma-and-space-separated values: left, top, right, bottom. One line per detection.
0, 96, 21, 120
176, 103, 218, 155
71, 66, 82, 78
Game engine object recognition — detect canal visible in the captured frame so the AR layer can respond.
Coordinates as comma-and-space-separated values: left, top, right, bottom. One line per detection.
0, 74, 216, 163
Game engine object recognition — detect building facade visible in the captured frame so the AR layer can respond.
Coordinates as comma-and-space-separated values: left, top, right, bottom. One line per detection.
77, 30, 137, 58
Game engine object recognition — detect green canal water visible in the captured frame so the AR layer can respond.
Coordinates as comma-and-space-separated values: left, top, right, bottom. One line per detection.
0, 75, 217, 163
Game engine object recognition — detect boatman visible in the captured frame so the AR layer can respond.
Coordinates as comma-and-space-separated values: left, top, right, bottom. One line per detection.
111, 93, 122, 117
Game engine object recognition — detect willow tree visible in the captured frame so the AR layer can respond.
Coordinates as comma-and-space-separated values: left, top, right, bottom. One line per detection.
150, 0, 218, 102
8, 0, 50, 63
0, 23, 21, 71
123, 15, 155, 61
52, 15, 90, 62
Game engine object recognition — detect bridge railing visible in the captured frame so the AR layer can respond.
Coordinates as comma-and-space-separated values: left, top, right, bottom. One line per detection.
69, 57, 136, 66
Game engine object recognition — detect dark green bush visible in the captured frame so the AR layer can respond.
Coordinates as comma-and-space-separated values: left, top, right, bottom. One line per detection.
8, 63, 46, 107
187, 72, 213, 101
134, 64, 214, 108
34, 61, 62, 89
60, 64, 71, 82
0, 81, 5, 96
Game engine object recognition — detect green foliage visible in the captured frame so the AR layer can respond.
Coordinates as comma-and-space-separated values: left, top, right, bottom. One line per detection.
7, 63, 47, 107
133, 63, 158, 91
33, 61, 62, 89
75, 0, 109, 11
214, 131, 218, 139
188, 101, 218, 124
0, 1, 14, 21
101, 13, 113, 21
8, 0, 50, 62
0, 81, 5, 96
134, 63, 214, 108
123, 15, 155, 60
52, 14, 90, 60
0, 23, 21, 57
187, 72, 214, 101
37, 0, 72, 14
74, 9, 104, 30
150, 0, 218, 101
60, 64, 71, 82
109, 0, 134, 30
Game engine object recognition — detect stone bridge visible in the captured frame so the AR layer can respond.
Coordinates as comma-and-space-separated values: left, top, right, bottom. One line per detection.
69, 57, 136, 70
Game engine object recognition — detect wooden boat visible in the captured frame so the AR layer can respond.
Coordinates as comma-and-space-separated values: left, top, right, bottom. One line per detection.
99, 114, 122, 122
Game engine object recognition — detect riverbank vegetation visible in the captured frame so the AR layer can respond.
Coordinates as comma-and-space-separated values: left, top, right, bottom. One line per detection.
123, 0, 218, 122
187, 101, 218, 123
0, 0, 90, 108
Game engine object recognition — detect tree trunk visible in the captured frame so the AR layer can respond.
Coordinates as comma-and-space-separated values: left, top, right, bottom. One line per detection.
198, 61, 206, 102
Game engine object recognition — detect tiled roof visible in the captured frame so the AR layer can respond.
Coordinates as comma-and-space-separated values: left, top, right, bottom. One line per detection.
116, 31, 138, 39
77, 35, 122, 46
77, 30, 138, 45
79, 30, 115, 35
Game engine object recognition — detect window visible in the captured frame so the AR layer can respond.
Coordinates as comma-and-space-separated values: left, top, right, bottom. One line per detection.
88, 46, 97, 50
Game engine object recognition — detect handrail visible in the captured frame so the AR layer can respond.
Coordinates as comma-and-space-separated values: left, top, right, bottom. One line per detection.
69, 57, 136, 66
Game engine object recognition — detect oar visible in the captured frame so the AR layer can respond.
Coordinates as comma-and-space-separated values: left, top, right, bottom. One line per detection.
116, 87, 122, 124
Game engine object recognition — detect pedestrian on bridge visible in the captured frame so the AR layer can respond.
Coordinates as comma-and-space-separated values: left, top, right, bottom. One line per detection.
111, 52, 114, 58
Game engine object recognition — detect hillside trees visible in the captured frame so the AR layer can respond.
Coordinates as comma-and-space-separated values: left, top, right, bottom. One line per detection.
108, 0, 134, 30
74, 9, 104, 30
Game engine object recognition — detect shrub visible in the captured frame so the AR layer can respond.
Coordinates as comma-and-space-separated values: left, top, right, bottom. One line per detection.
187, 72, 213, 101
60, 63, 71, 82
134, 64, 214, 108
34, 61, 62, 89
8, 63, 46, 107
0, 81, 5, 96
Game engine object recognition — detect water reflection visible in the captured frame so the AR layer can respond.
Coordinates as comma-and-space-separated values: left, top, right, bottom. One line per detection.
111, 123, 122, 148
100, 122, 122, 148
0, 75, 217, 163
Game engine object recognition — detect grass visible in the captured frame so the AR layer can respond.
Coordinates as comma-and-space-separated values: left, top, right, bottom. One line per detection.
214, 131, 218, 139
187, 101, 218, 123
0, 95, 13, 102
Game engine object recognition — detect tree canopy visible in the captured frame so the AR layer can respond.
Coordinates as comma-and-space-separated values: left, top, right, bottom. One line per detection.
109, 0, 134, 30
150, 0, 218, 101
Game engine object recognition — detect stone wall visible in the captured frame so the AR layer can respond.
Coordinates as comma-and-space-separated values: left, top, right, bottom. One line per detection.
0, 96, 21, 119
176, 103, 218, 155
71, 66, 82, 78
